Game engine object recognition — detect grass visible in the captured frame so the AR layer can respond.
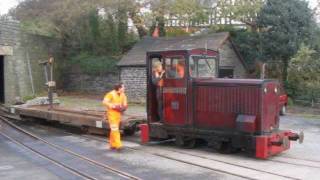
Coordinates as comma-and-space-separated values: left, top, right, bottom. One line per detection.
287, 112, 320, 120
287, 105, 320, 120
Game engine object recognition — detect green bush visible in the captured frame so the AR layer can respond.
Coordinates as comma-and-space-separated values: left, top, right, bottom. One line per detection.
287, 44, 320, 104
69, 53, 118, 75
287, 97, 294, 107
23, 95, 36, 102
166, 28, 190, 37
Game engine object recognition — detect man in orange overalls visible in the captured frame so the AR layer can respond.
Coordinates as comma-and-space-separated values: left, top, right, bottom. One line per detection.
103, 83, 128, 151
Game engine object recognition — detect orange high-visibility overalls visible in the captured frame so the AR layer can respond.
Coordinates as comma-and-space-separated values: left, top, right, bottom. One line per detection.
103, 90, 127, 149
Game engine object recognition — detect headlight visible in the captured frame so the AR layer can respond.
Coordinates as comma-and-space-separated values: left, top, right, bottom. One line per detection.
264, 87, 267, 93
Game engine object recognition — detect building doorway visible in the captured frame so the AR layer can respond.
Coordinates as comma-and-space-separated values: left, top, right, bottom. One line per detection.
219, 68, 234, 78
0, 56, 4, 103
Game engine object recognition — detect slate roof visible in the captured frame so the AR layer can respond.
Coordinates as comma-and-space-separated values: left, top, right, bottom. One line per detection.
117, 32, 235, 67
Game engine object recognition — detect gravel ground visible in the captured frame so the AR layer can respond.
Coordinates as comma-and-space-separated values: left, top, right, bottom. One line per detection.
279, 114, 320, 162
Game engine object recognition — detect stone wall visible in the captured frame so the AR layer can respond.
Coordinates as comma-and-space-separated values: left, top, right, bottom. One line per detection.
0, 18, 61, 104
65, 71, 119, 94
219, 40, 247, 78
120, 66, 146, 103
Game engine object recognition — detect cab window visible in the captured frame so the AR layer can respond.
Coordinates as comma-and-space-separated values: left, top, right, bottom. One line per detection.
165, 56, 185, 79
190, 56, 217, 78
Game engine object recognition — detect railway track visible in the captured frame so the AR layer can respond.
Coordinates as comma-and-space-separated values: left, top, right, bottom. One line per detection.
81, 135, 306, 180
31, 117, 320, 170
268, 157, 320, 169
0, 114, 141, 180
280, 155, 320, 163
11, 119, 309, 180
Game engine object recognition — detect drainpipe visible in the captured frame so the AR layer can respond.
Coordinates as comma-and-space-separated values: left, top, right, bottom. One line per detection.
260, 63, 266, 79
26, 51, 35, 95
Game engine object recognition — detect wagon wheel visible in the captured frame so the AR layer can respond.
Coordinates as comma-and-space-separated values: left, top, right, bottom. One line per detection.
123, 127, 136, 136
184, 139, 196, 149
217, 141, 240, 154
81, 126, 89, 133
175, 135, 196, 149
123, 123, 137, 136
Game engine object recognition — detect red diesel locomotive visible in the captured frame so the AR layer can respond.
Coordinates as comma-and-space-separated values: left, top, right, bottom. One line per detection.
144, 48, 303, 159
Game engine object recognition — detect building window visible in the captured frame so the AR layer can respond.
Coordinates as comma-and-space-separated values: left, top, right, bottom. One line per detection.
219, 68, 234, 78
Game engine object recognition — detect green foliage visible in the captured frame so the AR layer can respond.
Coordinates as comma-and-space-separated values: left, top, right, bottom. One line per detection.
219, 0, 263, 29
288, 44, 320, 102
287, 97, 294, 107
11, 0, 139, 76
69, 53, 118, 75
227, 0, 317, 80
149, 0, 168, 37
231, 30, 261, 66
209, 25, 239, 33
171, 0, 209, 25
166, 28, 191, 37
257, 0, 314, 80
149, 16, 166, 37
209, 25, 261, 67
23, 95, 36, 102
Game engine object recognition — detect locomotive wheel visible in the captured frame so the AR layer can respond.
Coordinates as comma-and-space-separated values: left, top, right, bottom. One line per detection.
217, 141, 239, 154
175, 135, 185, 147
184, 139, 196, 149
175, 135, 196, 149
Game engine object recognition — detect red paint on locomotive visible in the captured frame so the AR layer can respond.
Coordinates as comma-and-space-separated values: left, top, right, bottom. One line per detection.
145, 48, 302, 159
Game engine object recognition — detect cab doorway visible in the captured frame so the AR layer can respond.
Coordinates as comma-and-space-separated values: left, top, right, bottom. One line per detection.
0, 56, 4, 103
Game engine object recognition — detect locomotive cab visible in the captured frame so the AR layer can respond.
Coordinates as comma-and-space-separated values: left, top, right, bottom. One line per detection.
146, 49, 303, 159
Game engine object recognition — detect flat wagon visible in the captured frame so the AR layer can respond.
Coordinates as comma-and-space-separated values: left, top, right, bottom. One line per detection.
12, 105, 145, 135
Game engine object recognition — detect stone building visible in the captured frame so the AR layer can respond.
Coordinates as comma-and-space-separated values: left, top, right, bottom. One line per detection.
0, 18, 60, 104
118, 32, 249, 103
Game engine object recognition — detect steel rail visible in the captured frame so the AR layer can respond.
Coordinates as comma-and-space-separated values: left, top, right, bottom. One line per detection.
83, 134, 301, 180
0, 131, 96, 180
25, 122, 299, 180
268, 158, 320, 169
0, 115, 142, 180
279, 156, 320, 163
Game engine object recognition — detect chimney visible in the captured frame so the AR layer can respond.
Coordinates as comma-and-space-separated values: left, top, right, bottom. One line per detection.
152, 22, 159, 38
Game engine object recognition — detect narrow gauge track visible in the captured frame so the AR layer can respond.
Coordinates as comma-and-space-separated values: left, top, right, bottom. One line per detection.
81, 135, 305, 180
268, 157, 320, 169
14, 120, 304, 180
277, 155, 320, 164
0, 114, 141, 180
0, 132, 97, 180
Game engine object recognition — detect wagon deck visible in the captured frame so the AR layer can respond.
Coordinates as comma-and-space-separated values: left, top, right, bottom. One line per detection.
13, 105, 146, 135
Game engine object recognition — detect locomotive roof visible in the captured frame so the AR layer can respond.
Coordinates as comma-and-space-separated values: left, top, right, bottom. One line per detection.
118, 32, 231, 67
146, 48, 217, 54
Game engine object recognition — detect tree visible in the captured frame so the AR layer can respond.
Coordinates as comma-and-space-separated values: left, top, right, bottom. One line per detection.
149, 0, 170, 37
117, 2, 129, 50
288, 44, 320, 105
170, 0, 209, 32
219, 0, 264, 30
256, 0, 315, 81
11, 0, 139, 55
